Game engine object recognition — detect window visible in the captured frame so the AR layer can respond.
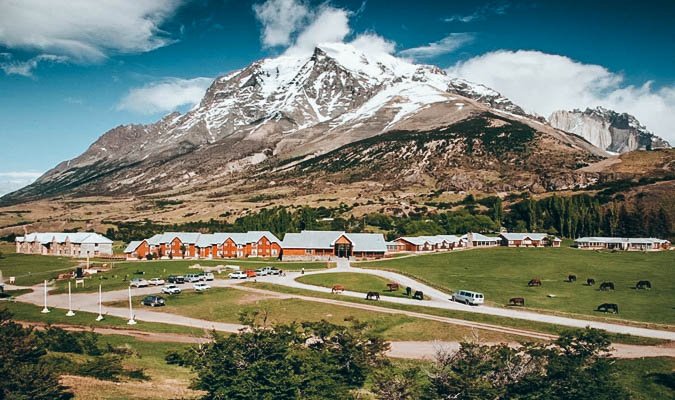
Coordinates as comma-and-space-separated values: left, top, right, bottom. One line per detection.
305, 249, 312, 255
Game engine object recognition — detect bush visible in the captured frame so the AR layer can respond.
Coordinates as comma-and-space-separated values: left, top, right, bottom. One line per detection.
77, 355, 125, 381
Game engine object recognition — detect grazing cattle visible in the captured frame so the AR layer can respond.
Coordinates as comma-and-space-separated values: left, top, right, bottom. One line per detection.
386, 283, 399, 292
597, 303, 619, 314
509, 297, 525, 306
587, 278, 596, 286
413, 291, 424, 300
568, 274, 577, 283
599, 282, 615, 291
331, 285, 345, 294
636, 280, 652, 290
366, 292, 380, 301
405, 287, 412, 296
528, 278, 542, 287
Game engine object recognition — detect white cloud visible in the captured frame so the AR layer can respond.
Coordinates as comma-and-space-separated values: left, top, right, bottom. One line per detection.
445, 3, 510, 23
284, 6, 351, 55
0, 0, 180, 65
350, 33, 396, 57
0, 172, 42, 196
253, 0, 309, 47
398, 33, 473, 60
447, 50, 675, 143
117, 77, 213, 114
0, 54, 68, 77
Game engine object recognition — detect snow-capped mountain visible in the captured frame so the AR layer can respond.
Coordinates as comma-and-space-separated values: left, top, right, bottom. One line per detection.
2, 43, 604, 203
549, 107, 670, 154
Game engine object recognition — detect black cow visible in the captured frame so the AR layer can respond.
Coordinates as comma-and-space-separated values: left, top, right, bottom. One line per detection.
365, 292, 380, 301
587, 278, 596, 286
413, 291, 424, 300
405, 287, 412, 296
597, 303, 619, 314
636, 280, 652, 290
599, 282, 615, 291
568, 274, 577, 282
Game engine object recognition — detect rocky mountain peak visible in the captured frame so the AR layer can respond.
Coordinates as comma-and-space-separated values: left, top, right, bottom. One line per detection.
549, 107, 670, 153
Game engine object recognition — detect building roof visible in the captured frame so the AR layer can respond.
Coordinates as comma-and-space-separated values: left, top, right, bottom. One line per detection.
17, 232, 112, 245
500, 232, 557, 241
466, 232, 500, 242
575, 237, 670, 245
346, 233, 387, 253
397, 236, 429, 246
282, 230, 386, 252
124, 240, 145, 253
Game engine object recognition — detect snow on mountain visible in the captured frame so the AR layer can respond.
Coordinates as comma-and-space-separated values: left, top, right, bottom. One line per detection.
549, 107, 670, 153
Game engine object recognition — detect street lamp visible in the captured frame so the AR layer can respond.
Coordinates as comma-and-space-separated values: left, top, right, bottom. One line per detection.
66, 281, 75, 316
41, 280, 50, 313
127, 286, 137, 325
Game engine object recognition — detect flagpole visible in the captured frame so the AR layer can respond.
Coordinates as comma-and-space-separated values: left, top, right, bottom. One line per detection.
127, 286, 136, 325
41, 280, 50, 313
66, 281, 75, 316
96, 284, 104, 321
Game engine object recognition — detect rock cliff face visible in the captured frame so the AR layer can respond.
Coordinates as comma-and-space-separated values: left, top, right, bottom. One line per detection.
549, 107, 670, 154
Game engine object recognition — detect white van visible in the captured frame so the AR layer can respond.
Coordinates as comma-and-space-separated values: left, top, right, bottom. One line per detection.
452, 290, 484, 305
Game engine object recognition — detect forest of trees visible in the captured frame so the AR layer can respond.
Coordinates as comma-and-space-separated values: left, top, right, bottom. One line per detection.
103, 193, 671, 243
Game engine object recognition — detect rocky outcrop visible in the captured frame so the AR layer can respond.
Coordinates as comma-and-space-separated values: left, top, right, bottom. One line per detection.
549, 107, 670, 153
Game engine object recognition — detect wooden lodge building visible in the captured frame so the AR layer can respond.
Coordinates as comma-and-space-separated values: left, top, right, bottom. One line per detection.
573, 237, 671, 251
16, 232, 113, 258
499, 233, 561, 248
124, 231, 281, 260
280, 231, 387, 260
389, 235, 464, 253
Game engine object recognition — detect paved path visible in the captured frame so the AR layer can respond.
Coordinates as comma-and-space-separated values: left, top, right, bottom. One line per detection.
261, 266, 675, 341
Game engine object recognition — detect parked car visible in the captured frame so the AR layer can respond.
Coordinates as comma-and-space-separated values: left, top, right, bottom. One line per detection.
229, 271, 247, 279
184, 274, 202, 283
148, 278, 165, 286
129, 278, 149, 288
167, 275, 185, 284
451, 290, 484, 306
203, 272, 215, 281
255, 268, 269, 276
162, 284, 182, 295
245, 270, 257, 278
268, 268, 281, 276
141, 295, 165, 307
193, 282, 211, 292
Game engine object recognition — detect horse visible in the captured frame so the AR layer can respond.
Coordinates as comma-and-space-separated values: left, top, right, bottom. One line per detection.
567, 274, 577, 283
509, 297, 525, 306
386, 283, 399, 292
405, 287, 412, 296
599, 282, 615, 291
587, 278, 596, 286
413, 291, 424, 300
597, 303, 619, 314
365, 292, 380, 301
331, 285, 345, 294
636, 280, 652, 290
528, 278, 542, 287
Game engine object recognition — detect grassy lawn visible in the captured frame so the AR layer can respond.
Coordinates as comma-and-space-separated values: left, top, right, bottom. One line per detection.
0, 251, 78, 286
0, 299, 208, 336
246, 282, 668, 346
357, 247, 675, 325
107, 288, 528, 343
48, 258, 331, 294
57, 334, 201, 400
615, 357, 675, 400
296, 272, 412, 298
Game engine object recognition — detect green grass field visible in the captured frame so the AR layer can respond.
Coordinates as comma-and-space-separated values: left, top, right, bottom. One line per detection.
296, 272, 412, 298
0, 251, 78, 286
106, 287, 527, 343
615, 357, 675, 400
357, 247, 675, 325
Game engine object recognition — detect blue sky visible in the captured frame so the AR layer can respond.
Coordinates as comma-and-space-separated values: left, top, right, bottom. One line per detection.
0, 0, 674, 194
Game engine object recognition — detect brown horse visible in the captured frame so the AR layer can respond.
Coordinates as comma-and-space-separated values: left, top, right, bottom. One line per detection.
331, 285, 345, 294
386, 283, 399, 292
509, 297, 525, 306
366, 292, 380, 300
528, 278, 542, 287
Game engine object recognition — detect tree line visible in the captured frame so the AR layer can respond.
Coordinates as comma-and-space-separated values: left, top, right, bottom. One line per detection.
103, 193, 671, 243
